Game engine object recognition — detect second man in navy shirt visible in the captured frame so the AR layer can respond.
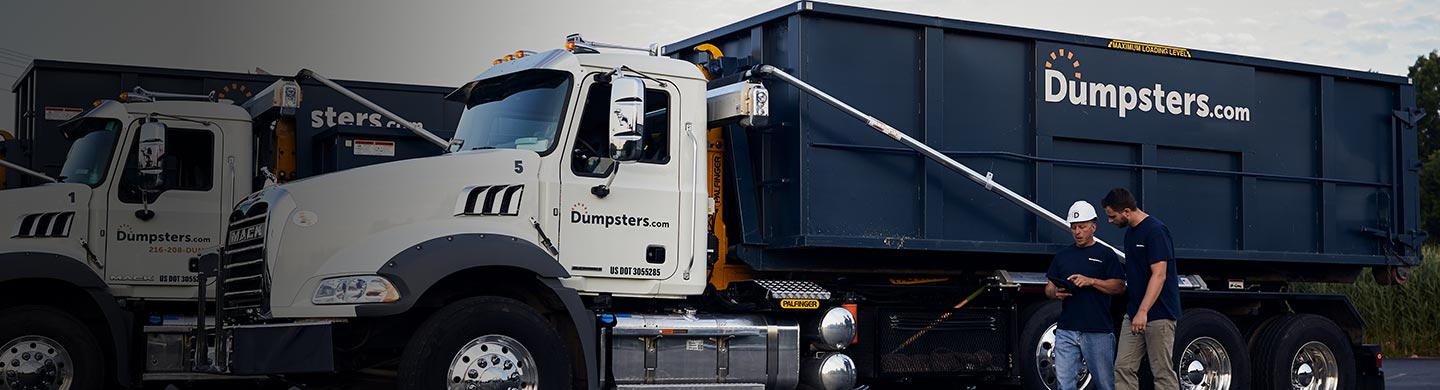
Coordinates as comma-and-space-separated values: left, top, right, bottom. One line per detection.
1103, 187, 1182, 390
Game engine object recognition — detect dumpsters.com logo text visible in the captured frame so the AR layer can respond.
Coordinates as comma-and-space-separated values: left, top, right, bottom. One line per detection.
1042, 47, 1251, 122
113, 224, 211, 244
569, 203, 671, 229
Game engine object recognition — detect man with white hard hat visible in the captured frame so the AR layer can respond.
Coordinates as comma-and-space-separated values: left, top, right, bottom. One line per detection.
1046, 200, 1126, 390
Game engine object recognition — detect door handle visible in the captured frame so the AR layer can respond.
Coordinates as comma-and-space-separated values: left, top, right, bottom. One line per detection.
646, 245, 666, 264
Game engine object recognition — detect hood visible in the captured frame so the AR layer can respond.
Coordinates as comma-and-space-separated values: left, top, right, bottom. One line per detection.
258, 149, 547, 315
0, 183, 94, 260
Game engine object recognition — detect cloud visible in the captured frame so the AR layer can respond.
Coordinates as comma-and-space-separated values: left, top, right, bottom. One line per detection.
1344, 34, 1392, 56
1306, 8, 1350, 26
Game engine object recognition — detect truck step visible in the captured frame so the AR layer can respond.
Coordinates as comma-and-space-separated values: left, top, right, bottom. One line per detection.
752, 280, 831, 300
616, 384, 763, 390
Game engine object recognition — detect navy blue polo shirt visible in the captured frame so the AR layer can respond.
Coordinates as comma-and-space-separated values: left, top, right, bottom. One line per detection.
1123, 216, 1182, 321
1047, 243, 1124, 333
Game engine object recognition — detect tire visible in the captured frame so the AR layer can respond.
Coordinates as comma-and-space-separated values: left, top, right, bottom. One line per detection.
1250, 314, 1355, 390
1173, 308, 1251, 390
1018, 300, 1098, 390
398, 296, 572, 390
0, 305, 105, 390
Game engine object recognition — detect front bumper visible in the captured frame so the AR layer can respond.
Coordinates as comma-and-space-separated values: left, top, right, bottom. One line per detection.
195, 322, 336, 375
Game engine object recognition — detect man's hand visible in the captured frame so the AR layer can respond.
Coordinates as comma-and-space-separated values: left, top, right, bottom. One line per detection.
1046, 280, 1072, 300
1130, 312, 1148, 334
1068, 274, 1094, 288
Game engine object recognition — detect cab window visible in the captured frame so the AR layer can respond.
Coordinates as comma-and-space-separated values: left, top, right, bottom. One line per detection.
118, 128, 214, 203
570, 84, 670, 177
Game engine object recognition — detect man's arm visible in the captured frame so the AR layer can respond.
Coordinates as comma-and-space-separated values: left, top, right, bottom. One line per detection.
1068, 274, 1125, 294
1138, 261, 1167, 314
1091, 278, 1126, 295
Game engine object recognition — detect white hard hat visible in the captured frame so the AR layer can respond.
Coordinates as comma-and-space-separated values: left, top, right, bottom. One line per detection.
1066, 200, 1098, 224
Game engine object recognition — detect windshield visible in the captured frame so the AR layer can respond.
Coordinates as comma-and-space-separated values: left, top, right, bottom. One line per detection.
451, 70, 572, 153
58, 118, 123, 187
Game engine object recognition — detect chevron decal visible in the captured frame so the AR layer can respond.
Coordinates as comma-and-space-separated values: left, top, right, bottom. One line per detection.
454, 185, 524, 216
12, 211, 75, 238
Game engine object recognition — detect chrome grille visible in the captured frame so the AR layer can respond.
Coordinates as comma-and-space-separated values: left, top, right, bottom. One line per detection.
221, 201, 268, 321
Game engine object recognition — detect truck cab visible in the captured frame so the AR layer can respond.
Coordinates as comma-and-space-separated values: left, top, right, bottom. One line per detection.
1, 74, 457, 387
193, 45, 825, 390
208, 48, 713, 323
0, 96, 255, 389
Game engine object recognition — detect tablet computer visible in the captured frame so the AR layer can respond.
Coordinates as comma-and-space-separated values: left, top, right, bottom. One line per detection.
1048, 276, 1072, 290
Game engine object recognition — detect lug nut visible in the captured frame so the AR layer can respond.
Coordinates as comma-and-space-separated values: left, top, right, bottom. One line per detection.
503, 360, 513, 370
477, 359, 487, 368
20, 353, 30, 361
491, 356, 501, 365
467, 369, 478, 379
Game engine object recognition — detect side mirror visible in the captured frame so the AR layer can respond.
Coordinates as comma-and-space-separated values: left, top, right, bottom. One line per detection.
608, 77, 645, 163
136, 121, 167, 189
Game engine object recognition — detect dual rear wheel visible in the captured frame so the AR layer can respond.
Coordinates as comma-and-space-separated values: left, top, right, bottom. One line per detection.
1019, 301, 1355, 390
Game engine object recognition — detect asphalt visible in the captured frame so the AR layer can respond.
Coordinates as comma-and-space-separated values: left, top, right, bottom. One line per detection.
1384, 358, 1440, 390
144, 358, 1440, 389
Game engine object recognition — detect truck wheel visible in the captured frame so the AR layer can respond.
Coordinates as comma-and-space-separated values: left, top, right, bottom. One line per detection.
0, 305, 104, 390
1249, 314, 1354, 390
1173, 308, 1250, 390
398, 296, 572, 390
1018, 300, 1095, 390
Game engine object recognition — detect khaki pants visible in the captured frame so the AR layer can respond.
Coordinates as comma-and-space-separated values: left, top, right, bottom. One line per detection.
1114, 315, 1177, 390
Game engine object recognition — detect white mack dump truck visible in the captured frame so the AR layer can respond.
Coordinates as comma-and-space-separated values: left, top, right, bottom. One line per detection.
0, 69, 459, 389
189, 5, 1412, 389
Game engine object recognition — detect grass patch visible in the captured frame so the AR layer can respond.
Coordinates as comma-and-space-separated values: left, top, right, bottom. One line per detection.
1293, 245, 1440, 357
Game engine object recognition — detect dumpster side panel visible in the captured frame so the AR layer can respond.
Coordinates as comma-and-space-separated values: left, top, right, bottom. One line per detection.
669, 3, 1418, 276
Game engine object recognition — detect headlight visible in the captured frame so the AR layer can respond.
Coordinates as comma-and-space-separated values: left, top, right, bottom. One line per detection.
312, 276, 401, 305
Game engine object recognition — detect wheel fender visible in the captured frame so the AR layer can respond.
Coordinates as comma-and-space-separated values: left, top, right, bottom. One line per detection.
0, 252, 135, 386
357, 234, 597, 390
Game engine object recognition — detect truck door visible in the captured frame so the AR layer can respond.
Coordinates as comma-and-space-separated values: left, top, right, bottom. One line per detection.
558, 80, 681, 280
105, 122, 224, 286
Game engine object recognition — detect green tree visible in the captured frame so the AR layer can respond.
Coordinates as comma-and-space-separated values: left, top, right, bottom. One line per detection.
1413, 50, 1440, 161
1422, 151, 1440, 241
1412, 51, 1440, 241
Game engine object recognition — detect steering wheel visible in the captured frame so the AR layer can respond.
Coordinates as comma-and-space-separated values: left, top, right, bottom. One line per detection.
575, 138, 606, 161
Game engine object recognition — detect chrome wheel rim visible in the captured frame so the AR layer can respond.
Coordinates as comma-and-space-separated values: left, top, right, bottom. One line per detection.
1179, 336, 1232, 390
1291, 341, 1338, 390
1035, 323, 1093, 390
447, 334, 538, 390
1, 335, 73, 390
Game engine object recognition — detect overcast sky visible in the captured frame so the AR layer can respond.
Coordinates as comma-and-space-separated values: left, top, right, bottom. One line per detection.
1, 0, 1437, 133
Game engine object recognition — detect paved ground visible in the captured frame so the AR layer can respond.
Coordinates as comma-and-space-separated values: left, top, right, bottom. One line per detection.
146, 358, 1440, 389
1385, 358, 1440, 390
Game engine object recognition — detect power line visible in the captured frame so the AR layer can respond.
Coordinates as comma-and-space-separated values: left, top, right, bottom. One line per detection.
0, 56, 29, 67
0, 47, 34, 59
0, 56, 31, 68
0, 51, 30, 61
